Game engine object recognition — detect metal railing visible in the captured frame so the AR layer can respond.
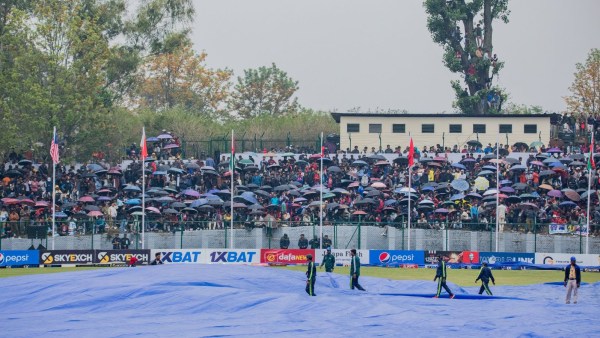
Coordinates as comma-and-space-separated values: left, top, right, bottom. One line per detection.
1, 220, 596, 254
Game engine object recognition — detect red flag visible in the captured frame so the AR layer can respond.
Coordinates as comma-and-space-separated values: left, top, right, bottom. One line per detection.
408, 138, 414, 166
589, 135, 595, 170
50, 127, 60, 164
321, 146, 325, 157
140, 127, 148, 159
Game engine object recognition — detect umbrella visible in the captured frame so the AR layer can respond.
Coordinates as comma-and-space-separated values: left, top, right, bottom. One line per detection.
163, 208, 179, 214
539, 170, 556, 177
182, 189, 200, 198
171, 202, 186, 208
370, 182, 386, 189
374, 160, 390, 166
538, 184, 553, 190
530, 161, 544, 166
530, 141, 544, 148
163, 143, 179, 149
87, 210, 104, 217
547, 147, 562, 154
477, 170, 494, 177
18, 159, 33, 166
563, 189, 581, 202
124, 185, 142, 192
509, 165, 527, 171
186, 162, 201, 169
499, 186, 515, 193
78, 196, 95, 203
157, 133, 173, 139
451, 163, 466, 170
87, 163, 103, 172
467, 140, 482, 147
474, 177, 489, 191
450, 179, 469, 191
352, 210, 367, 216
568, 161, 586, 167
512, 183, 528, 190
559, 201, 577, 208
434, 208, 449, 214
518, 202, 539, 210
54, 212, 68, 218
352, 160, 368, 166
328, 166, 342, 173
450, 193, 465, 201
547, 190, 562, 198
168, 168, 185, 175
483, 189, 498, 196
367, 154, 386, 161
466, 192, 482, 199
354, 198, 375, 205
506, 196, 521, 203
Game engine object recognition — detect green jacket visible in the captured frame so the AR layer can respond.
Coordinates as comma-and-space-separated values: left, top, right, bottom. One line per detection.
350, 255, 360, 276
321, 253, 335, 271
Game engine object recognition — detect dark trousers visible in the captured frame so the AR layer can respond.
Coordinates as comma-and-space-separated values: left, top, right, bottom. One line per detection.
436, 278, 453, 297
478, 281, 492, 295
306, 277, 316, 296
351, 275, 366, 291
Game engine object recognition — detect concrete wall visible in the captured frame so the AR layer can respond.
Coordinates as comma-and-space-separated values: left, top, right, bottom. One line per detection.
2, 226, 598, 254
337, 115, 551, 151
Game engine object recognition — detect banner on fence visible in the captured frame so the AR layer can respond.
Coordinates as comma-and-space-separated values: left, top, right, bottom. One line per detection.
260, 249, 314, 264
535, 253, 600, 267
40, 250, 94, 265
203, 249, 260, 264
150, 249, 203, 264
479, 252, 534, 264
549, 224, 568, 234
425, 251, 479, 264
0, 250, 39, 267
314, 249, 370, 266
96, 250, 150, 264
369, 250, 425, 266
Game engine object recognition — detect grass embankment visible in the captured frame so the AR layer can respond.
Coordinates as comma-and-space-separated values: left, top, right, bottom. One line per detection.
0, 267, 103, 278
274, 266, 600, 286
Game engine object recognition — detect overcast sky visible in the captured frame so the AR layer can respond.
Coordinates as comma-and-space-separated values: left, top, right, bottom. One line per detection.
191, 0, 600, 114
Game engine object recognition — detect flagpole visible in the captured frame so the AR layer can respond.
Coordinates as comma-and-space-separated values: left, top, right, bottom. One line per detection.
51, 127, 56, 250
141, 127, 146, 250
407, 136, 414, 250
586, 130, 594, 254
495, 133, 500, 252
230, 129, 234, 249
319, 132, 323, 250
407, 164, 411, 249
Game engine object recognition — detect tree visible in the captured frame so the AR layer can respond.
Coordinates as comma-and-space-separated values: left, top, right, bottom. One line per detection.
424, 0, 510, 114
0, 0, 196, 161
565, 48, 600, 117
228, 63, 300, 119
136, 43, 232, 119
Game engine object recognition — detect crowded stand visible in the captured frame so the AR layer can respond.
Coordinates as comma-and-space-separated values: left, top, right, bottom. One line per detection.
1, 128, 599, 242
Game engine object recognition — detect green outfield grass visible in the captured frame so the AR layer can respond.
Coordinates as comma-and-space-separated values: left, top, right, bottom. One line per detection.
1, 266, 599, 286
274, 266, 600, 286
0, 267, 104, 278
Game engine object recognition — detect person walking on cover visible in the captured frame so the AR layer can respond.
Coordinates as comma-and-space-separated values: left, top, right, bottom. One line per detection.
305, 254, 316, 296
475, 261, 495, 295
564, 256, 581, 304
320, 247, 335, 273
434, 256, 455, 299
350, 249, 366, 291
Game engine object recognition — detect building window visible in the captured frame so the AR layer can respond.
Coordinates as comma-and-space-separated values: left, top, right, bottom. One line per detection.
499, 124, 512, 133
449, 124, 462, 133
524, 124, 537, 134
347, 123, 360, 133
369, 124, 382, 133
392, 124, 406, 133
473, 124, 486, 133
422, 124, 435, 133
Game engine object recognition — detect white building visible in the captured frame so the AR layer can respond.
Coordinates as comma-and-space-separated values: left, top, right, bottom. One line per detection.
330, 112, 552, 152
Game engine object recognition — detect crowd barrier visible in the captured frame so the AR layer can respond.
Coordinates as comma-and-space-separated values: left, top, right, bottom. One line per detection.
1, 249, 599, 271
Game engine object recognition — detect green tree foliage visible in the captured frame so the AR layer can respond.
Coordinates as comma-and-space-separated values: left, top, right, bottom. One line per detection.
565, 48, 600, 117
424, 0, 509, 114
0, 0, 195, 161
229, 63, 301, 119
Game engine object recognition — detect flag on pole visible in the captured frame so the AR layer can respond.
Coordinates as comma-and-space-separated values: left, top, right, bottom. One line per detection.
230, 133, 235, 172
50, 128, 60, 164
408, 138, 414, 166
140, 127, 148, 159
589, 135, 596, 170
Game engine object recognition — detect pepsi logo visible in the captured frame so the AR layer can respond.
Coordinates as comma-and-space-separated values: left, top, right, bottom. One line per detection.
0, 253, 4, 264
379, 252, 391, 264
